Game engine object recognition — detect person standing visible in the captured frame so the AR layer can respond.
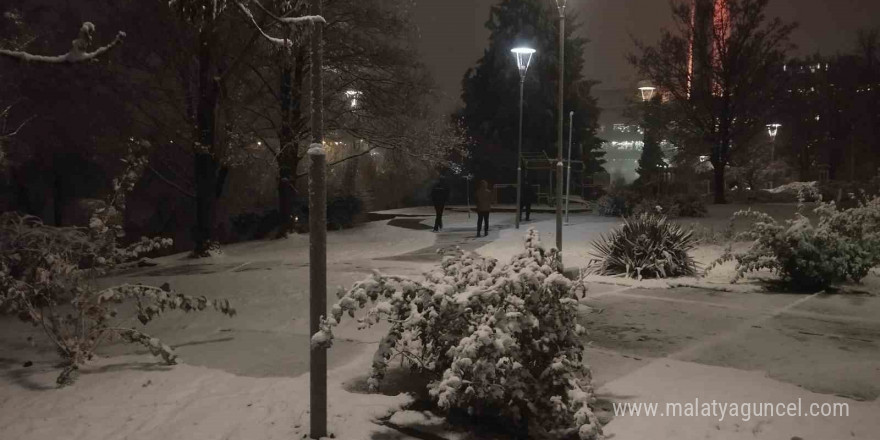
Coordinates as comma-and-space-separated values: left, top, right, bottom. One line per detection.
521, 178, 534, 222
475, 180, 492, 237
431, 179, 450, 232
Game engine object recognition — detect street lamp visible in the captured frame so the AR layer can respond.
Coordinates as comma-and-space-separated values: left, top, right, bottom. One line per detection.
345, 90, 362, 109
766, 123, 781, 188
638, 80, 656, 102
553, 0, 568, 252
766, 123, 781, 161
512, 46, 536, 230
639, 81, 659, 194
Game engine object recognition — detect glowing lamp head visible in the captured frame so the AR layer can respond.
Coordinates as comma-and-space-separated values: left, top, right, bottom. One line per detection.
511, 47, 536, 79
345, 90, 362, 108
637, 80, 656, 101
766, 123, 781, 138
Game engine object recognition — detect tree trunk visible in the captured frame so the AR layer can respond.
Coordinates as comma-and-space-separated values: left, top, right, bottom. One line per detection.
277, 45, 306, 238
712, 162, 726, 204
192, 24, 222, 256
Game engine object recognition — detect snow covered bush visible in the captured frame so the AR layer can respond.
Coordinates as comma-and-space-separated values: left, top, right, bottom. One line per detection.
707, 192, 880, 291
587, 213, 698, 279
0, 153, 236, 385
313, 229, 603, 439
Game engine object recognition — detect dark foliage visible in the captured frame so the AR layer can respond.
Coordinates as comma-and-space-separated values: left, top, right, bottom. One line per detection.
588, 213, 699, 279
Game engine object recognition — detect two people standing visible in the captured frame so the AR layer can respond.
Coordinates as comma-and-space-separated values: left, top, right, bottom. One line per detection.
430, 178, 494, 238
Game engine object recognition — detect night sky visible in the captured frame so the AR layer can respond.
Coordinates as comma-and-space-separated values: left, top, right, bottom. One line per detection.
412, 0, 880, 111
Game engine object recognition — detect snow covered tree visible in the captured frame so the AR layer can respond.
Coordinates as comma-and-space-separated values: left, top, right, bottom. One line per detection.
314, 230, 603, 439
236, 0, 468, 235
459, 0, 604, 184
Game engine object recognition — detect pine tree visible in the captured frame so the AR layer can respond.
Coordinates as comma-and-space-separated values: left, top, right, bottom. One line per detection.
636, 96, 665, 185
458, 0, 604, 184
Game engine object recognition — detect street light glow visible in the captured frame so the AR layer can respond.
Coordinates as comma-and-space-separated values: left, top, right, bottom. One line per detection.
766, 123, 781, 138
638, 80, 656, 101
511, 47, 536, 78
345, 90, 362, 108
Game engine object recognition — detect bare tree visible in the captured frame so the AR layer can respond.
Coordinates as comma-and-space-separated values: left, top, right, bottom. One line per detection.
630, 0, 795, 203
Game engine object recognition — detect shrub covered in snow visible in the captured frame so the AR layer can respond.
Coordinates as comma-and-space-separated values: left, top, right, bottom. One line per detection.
708, 192, 880, 291
313, 229, 603, 439
587, 213, 698, 279
0, 153, 236, 385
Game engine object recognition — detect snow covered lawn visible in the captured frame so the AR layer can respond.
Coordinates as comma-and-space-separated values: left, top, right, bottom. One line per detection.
0, 349, 411, 440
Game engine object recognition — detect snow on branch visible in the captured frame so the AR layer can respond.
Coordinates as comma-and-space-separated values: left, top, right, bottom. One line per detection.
247, 0, 325, 25
0, 22, 125, 64
278, 15, 325, 25
235, 1, 325, 48
236, 1, 292, 47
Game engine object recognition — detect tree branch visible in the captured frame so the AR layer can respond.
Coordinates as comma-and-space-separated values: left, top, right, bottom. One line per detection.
0, 23, 125, 64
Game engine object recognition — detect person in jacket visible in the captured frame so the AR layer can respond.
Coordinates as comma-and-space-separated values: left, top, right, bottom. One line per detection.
474, 180, 492, 237
521, 177, 535, 222
430, 179, 450, 232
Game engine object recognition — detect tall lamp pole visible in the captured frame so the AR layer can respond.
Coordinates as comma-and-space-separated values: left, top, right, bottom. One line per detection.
565, 111, 573, 224
638, 81, 657, 192
556, 0, 568, 252
554, 0, 567, 252
308, 0, 327, 437
767, 123, 781, 189
512, 47, 536, 230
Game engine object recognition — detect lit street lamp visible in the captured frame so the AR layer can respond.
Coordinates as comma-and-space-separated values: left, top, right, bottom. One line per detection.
638, 81, 659, 193
766, 123, 781, 161
512, 46, 536, 230
638, 80, 657, 102
553, 0, 567, 252
767, 123, 781, 189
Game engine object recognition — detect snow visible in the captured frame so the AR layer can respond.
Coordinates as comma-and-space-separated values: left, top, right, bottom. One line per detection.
0, 348, 411, 440
279, 15, 326, 24
308, 143, 326, 156
600, 358, 880, 440
236, 1, 292, 47
0, 23, 125, 64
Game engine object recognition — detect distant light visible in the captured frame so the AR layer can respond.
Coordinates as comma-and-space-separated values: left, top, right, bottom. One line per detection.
766, 123, 781, 138
257, 141, 262, 146
345, 90, 362, 108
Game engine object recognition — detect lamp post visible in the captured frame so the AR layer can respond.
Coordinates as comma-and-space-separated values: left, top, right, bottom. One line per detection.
565, 111, 573, 225
766, 123, 781, 161
512, 47, 536, 230
638, 81, 657, 192
767, 123, 781, 189
553, 0, 567, 252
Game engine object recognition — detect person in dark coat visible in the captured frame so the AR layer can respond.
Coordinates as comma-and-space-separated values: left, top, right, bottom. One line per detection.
431, 179, 450, 232
474, 180, 492, 237
520, 178, 535, 222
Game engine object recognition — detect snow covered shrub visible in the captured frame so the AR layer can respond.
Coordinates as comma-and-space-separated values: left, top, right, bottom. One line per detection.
595, 189, 637, 217
587, 213, 698, 279
669, 193, 707, 218
707, 193, 880, 291
0, 153, 236, 385
313, 229, 603, 439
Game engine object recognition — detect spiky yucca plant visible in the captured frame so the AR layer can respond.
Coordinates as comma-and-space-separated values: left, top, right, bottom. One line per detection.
588, 213, 698, 280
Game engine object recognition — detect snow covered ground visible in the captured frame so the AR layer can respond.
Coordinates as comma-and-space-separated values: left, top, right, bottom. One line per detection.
1, 203, 878, 440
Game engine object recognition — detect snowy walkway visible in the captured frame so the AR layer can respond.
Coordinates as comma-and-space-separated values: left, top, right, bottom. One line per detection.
1, 205, 878, 439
